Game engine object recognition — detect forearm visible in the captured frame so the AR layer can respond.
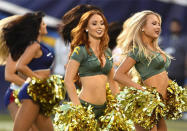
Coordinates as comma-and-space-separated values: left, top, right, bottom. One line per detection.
17, 66, 39, 79
65, 81, 81, 105
5, 74, 25, 86
114, 72, 142, 90
109, 81, 120, 95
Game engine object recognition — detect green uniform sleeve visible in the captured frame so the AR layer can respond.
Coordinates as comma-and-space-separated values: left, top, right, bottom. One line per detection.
128, 48, 140, 62
70, 46, 85, 63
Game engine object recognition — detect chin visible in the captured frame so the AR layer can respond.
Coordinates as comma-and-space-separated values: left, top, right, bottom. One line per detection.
152, 35, 159, 39
97, 34, 104, 38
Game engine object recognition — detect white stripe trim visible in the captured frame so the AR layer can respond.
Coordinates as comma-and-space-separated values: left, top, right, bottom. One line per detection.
157, 0, 187, 6
0, 0, 61, 28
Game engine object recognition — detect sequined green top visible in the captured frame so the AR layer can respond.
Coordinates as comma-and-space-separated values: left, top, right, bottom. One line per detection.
128, 48, 171, 80
71, 45, 113, 77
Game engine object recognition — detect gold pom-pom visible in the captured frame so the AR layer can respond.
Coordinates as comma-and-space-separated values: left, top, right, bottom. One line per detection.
99, 84, 135, 131
117, 86, 166, 130
166, 81, 187, 119
13, 89, 21, 106
27, 75, 66, 117
54, 102, 97, 131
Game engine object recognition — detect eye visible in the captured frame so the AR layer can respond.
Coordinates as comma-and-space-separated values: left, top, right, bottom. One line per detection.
101, 22, 104, 25
152, 22, 156, 25
152, 21, 160, 26
92, 22, 97, 25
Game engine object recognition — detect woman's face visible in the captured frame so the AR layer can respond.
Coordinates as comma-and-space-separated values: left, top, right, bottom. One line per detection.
142, 14, 161, 39
86, 14, 105, 40
39, 20, 47, 35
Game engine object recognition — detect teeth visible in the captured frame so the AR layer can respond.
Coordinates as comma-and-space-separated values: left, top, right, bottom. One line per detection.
155, 31, 159, 34
97, 30, 102, 33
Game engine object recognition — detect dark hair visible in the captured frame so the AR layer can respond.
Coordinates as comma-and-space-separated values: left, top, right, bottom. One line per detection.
108, 21, 123, 50
59, 4, 102, 44
3, 11, 45, 61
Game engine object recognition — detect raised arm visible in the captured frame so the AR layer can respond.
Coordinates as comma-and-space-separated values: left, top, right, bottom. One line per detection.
64, 59, 81, 105
5, 55, 25, 86
114, 57, 143, 90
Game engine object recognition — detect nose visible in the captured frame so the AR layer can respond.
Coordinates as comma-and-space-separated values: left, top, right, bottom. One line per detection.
98, 24, 104, 29
157, 24, 161, 29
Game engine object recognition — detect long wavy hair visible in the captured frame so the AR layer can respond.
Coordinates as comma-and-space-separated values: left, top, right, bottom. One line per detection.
71, 10, 109, 66
3, 11, 45, 61
117, 10, 171, 62
59, 4, 102, 44
0, 15, 21, 65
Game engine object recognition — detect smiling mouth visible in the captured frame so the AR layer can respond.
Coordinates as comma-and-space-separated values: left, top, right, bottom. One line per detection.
96, 30, 103, 35
155, 31, 160, 35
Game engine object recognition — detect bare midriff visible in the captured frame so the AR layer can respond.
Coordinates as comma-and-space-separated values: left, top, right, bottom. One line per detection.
34, 69, 51, 79
143, 71, 169, 99
79, 75, 108, 105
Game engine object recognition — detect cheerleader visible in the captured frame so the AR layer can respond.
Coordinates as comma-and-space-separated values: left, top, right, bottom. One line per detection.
114, 10, 179, 131
0, 15, 38, 131
2, 11, 55, 131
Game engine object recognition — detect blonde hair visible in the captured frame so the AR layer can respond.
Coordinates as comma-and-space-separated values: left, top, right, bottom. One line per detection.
117, 10, 171, 62
0, 15, 21, 65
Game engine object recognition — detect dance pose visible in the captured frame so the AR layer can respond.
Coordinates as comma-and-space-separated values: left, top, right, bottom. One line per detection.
1, 15, 39, 131
64, 10, 119, 117
59, 4, 103, 92
114, 10, 171, 131
3, 11, 55, 131
54, 7, 134, 131
0, 15, 23, 120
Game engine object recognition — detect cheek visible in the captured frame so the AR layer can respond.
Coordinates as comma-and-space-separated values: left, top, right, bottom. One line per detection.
89, 26, 96, 31
145, 26, 153, 34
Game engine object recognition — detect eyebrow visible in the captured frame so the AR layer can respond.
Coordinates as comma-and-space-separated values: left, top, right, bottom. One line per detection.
92, 20, 104, 22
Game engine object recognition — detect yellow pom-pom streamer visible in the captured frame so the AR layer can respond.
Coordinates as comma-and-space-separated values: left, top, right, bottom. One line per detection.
165, 80, 187, 119
13, 89, 21, 106
117, 80, 187, 130
54, 102, 97, 131
53, 84, 135, 130
99, 84, 135, 131
27, 75, 66, 117
117, 86, 166, 130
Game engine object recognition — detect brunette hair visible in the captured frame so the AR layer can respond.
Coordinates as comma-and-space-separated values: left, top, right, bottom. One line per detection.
71, 10, 109, 66
59, 4, 102, 44
3, 11, 45, 61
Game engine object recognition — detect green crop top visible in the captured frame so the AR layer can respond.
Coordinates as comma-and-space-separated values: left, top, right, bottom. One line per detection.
128, 48, 171, 81
70, 45, 113, 77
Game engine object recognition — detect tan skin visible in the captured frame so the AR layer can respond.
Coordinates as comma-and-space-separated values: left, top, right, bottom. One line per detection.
114, 14, 167, 131
5, 55, 39, 131
13, 20, 54, 131
5, 55, 24, 120
65, 14, 119, 106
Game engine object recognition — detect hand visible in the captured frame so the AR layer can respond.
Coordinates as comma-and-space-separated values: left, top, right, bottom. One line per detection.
137, 86, 145, 91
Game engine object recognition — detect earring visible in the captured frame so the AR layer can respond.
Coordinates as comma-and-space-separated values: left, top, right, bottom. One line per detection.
85, 29, 88, 32
141, 29, 144, 32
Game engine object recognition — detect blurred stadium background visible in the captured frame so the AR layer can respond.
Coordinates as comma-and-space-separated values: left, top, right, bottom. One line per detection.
0, 0, 187, 130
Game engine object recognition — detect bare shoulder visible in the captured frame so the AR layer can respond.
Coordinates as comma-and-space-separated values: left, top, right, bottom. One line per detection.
26, 42, 40, 52
6, 54, 16, 64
